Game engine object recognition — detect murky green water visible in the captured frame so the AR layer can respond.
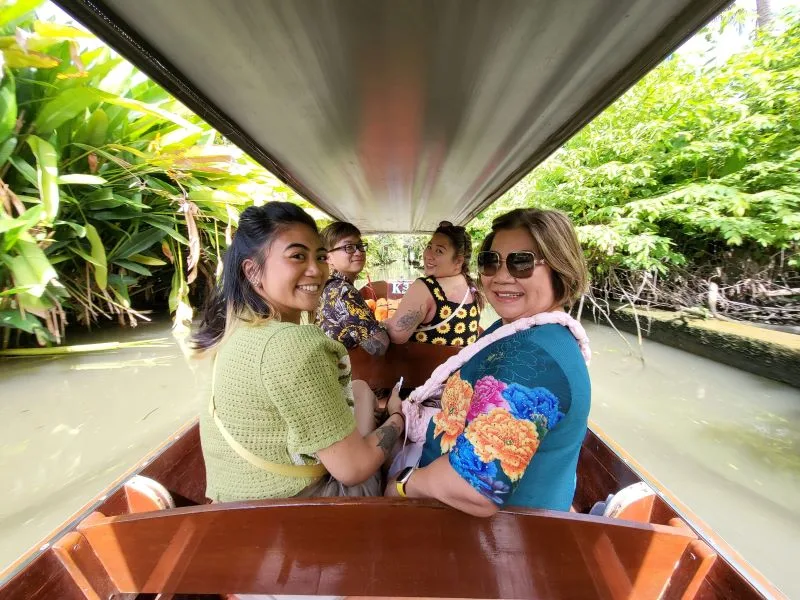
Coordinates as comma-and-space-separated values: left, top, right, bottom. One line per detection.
0, 309, 798, 596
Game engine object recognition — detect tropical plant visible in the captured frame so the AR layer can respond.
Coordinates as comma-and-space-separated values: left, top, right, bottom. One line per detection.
0, 0, 314, 347
470, 7, 800, 324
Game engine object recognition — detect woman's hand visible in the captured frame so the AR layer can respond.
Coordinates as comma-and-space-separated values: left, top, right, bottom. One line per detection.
386, 382, 403, 416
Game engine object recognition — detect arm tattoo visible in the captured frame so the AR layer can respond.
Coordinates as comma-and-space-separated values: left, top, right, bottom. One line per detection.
396, 306, 424, 331
361, 330, 390, 356
375, 420, 401, 459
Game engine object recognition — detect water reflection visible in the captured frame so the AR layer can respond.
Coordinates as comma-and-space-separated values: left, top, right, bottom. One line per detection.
706, 412, 800, 476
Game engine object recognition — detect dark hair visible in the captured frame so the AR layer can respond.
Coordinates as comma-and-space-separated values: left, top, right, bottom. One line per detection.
479, 208, 588, 307
432, 221, 484, 309
320, 221, 361, 250
192, 202, 319, 352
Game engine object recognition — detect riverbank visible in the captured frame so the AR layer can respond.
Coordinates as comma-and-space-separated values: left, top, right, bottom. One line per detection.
606, 306, 800, 388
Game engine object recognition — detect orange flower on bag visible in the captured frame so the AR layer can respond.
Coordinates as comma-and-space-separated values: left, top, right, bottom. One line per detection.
433, 371, 473, 451
465, 409, 540, 481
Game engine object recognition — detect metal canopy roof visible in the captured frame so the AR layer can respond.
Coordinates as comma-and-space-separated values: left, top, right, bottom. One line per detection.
57, 0, 729, 233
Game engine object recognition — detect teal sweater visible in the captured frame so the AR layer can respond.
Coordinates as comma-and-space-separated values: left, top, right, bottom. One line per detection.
419, 320, 591, 510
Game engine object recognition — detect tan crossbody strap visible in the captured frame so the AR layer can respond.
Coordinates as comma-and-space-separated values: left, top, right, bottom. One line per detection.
209, 357, 327, 479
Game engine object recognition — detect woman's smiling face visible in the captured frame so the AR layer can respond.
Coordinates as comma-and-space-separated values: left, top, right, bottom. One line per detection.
327, 234, 366, 278
423, 233, 463, 278
482, 227, 559, 323
255, 224, 329, 323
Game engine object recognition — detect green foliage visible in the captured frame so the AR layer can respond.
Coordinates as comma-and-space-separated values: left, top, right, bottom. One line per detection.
470, 8, 800, 306
364, 234, 427, 267
0, 3, 311, 347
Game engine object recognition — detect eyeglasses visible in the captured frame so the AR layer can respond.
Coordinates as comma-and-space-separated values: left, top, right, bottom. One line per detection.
477, 251, 544, 279
329, 242, 369, 255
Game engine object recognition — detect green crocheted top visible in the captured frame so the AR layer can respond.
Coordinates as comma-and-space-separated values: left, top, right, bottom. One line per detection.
200, 320, 356, 501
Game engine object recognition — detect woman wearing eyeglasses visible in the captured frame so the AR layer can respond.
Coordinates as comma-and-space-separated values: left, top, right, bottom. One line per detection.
384, 221, 483, 347
387, 209, 591, 516
316, 221, 390, 356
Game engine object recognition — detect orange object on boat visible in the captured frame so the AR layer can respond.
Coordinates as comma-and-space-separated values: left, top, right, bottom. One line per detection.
375, 298, 389, 321
373, 298, 399, 321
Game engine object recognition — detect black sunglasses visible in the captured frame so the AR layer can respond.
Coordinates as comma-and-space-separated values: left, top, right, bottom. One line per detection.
330, 242, 369, 255
477, 251, 543, 279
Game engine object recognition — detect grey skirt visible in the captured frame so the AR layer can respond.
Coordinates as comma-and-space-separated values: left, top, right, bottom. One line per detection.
295, 471, 382, 498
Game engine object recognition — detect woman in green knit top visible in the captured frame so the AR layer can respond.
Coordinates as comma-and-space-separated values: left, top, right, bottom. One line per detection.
193, 202, 404, 501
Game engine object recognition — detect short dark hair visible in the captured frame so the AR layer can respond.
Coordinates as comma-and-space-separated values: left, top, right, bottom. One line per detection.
320, 221, 361, 250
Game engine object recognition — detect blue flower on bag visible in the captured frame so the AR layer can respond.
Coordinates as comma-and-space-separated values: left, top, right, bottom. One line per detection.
502, 384, 564, 429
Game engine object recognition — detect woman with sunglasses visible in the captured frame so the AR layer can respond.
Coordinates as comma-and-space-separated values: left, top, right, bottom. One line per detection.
384, 221, 483, 346
316, 222, 390, 357
387, 209, 591, 516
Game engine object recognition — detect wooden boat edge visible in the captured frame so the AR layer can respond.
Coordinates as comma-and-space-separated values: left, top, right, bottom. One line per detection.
0, 417, 199, 586
585, 419, 785, 599
0, 416, 786, 598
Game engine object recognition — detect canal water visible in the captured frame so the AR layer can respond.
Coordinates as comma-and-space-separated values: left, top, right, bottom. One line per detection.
0, 310, 798, 596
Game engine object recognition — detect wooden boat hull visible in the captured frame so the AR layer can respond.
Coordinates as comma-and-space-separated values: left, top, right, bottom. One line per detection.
0, 335, 785, 599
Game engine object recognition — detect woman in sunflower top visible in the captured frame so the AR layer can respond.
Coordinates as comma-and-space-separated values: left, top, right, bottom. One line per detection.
316, 221, 389, 356
387, 209, 591, 517
384, 221, 482, 347
193, 203, 404, 502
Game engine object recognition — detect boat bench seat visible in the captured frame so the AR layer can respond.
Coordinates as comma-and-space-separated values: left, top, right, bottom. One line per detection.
47, 494, 701, 599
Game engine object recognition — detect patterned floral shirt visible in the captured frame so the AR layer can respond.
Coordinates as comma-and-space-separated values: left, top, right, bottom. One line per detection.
316, 270, 386, 350
419, 320, 591, 510
412, 277, 481, 346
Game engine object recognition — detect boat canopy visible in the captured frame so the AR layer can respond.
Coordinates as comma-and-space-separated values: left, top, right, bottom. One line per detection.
57, 0, 729, 233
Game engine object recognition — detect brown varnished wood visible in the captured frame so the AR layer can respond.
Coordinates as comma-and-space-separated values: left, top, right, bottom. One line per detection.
77, 498, 693, 598
51, 531, 124, 600
0, 420, 203, 599
0, 550, 87, 600
358, 280, 407, 300
0, 424, 781, 600
615, 495, 656, 523
662, 519, 719, 600
140, 423, 207, 506
574, 428, 640, 513
350, 343, 458, 389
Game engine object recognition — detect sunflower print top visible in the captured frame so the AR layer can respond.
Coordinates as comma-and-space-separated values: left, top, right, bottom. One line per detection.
418, 320, 591, 511
316, 270, 385, 350
412, 277, 481, 346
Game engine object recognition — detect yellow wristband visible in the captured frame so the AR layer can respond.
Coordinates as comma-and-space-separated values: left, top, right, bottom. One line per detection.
396, 466, 414, 497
